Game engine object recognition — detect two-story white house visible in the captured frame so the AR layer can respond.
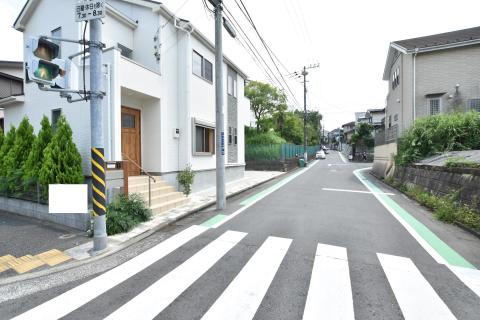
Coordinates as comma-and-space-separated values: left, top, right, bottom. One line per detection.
6, 0, 249, 203
383, 26, 480, 141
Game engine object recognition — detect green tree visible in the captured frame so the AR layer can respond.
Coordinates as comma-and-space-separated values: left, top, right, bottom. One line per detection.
4, 117, 35, 193
351, 122, 374, 148
39, 115, 84, 197
0, 127, 4, 151
281, 112, 304, 145
23, 116, 53, 185
245, 81, 286, 132
0, 126, 16, 178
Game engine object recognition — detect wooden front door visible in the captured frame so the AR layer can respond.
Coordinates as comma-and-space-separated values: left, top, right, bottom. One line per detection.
121, 107, 141, 176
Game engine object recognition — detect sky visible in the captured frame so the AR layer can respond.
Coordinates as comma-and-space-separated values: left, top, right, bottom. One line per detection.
2, 0, 480, 130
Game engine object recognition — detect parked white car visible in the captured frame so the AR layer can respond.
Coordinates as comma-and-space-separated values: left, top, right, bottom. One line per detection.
316, 150, 326, 159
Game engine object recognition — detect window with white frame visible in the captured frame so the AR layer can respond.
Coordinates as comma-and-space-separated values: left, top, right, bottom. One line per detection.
192, 51, 213, 82
234, 128, 238, 145
52, 108, 62, 131
391, 67, 400, 90
227, 74, 237, 97
469, 98, 480, 112
429, 98, 441, 115
194, 121, 215, 154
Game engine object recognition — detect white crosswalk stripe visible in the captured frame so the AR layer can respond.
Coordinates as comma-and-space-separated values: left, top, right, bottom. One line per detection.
11, 225, 209, 320
303, 243, 354, 320
201, 236, 292, 320
378, 253, 457, 320
12, 228, 479, 320
105, 230, 247, 320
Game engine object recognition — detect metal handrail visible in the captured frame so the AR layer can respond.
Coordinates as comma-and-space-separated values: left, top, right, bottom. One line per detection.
122, 153, 156, 207
122, 153, 156, 183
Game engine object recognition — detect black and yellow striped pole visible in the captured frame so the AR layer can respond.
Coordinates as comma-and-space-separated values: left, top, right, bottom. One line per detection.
91, 147, 106, 217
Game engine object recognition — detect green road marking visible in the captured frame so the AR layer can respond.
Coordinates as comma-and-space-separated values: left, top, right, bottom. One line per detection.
358, 170, 475, 269
201, 214, 227, 227
239, 166, 311, 206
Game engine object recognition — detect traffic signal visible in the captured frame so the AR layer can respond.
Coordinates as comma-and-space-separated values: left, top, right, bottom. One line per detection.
26, 37, 66, 87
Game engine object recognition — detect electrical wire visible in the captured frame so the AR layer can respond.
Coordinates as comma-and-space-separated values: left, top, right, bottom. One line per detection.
233, 0, 300, 108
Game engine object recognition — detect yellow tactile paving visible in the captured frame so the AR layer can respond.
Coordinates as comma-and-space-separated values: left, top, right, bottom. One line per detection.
35, 249, 72, 266
0, 255, 16, 273
6, 255, 45, 274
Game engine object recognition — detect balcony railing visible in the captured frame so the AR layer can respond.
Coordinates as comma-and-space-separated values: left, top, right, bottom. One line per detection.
0, 74, 24, 99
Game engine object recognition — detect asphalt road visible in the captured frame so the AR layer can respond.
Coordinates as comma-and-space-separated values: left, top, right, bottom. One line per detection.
1, 151, 480, 319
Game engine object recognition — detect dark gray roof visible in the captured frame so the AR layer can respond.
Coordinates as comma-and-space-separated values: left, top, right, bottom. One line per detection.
393, 26, 480, 50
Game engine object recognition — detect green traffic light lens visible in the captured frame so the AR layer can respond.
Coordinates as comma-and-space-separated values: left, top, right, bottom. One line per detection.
34, 61, 60, 81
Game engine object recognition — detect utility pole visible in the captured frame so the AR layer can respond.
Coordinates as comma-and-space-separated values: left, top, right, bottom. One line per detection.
302, 67, 308, 166
298, 63, 319, 166
213, 0, 226, 210
90, 18, 107, 251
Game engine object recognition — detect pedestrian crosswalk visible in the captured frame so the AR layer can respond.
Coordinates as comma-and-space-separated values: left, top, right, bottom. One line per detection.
11, 226, 480, 320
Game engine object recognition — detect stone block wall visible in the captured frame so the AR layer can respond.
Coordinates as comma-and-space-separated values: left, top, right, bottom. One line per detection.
394, 164, 480, 210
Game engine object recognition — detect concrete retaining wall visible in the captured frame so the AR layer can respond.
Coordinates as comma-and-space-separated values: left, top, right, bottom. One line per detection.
246, 155, 315, 172
0, 197, 90, 231
394, 164, 480, 210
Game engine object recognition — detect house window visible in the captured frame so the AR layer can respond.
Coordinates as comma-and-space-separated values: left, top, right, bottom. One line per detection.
122, 114, 135, 128
192, 51, 213, 82
227, 75, 233, 96
227, 74, 237, 97
52, 108, 62, 131
234, 128, 238, 145
394, 114, 398, 121
469, 99, 480, 112
51, 27, 61, 58
391, 67, 400, 90
429, 98, 441, 115
388, 115, 392, 128
228, 126, 232, 144
118, 43, 133, 59
194, 122, 215, 154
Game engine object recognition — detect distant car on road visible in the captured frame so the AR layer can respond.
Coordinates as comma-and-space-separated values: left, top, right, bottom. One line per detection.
316, 150, 326, 159
321, 145, 330, 154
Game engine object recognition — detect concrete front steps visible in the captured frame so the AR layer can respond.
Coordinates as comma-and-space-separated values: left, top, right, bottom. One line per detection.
128, 175, 187, 215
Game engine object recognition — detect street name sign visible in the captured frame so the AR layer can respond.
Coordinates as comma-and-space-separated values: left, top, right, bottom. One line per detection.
75, 0, 105, 22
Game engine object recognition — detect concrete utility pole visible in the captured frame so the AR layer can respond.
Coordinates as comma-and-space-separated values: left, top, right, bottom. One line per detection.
302, 67, 308, 166
214, 0, 226, 210
90, 18, 107, 251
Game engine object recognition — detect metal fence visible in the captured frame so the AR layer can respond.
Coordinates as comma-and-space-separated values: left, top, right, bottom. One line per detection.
246, 143, 321, 161
0, 177, 48, 204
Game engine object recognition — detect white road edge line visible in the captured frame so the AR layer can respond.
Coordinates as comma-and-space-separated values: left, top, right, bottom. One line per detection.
322, 188, 395, 196
378, 253, 456, 320
105, 230, 247, 320
303, 244, 354, 320
201, 236, 292, 320
12, 225, 209, 320
339, 152, 348, 163
353, 167, 448, 265
211, 160, 319, 229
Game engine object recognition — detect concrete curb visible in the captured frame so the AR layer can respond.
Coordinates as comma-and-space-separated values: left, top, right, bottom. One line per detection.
0, 171, 288, 286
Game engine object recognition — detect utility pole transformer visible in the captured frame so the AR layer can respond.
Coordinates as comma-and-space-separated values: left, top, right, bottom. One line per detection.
214, 0, 226, 210
90, 18, 107, 251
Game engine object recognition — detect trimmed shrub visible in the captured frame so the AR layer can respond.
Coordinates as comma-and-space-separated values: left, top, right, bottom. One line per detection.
0, 126, 16, 184
177, 165, 195, 196
4, 117, 35, 193
106, 194, 152, 235
396, 112, 480, 165
246, 131, 286, 145
39, 115, 84, 198
23, 116, 53, 186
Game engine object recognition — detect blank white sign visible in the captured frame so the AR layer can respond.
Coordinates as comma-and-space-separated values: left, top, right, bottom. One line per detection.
49, 184, 88, 214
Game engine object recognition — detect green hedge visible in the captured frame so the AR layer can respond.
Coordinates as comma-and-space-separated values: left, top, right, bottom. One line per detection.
396, 112, 480, 165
